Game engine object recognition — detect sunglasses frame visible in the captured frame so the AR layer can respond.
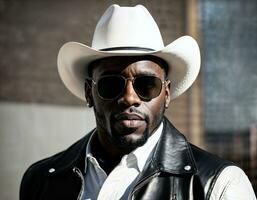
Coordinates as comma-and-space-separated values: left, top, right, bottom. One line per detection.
87, 75, 168, 101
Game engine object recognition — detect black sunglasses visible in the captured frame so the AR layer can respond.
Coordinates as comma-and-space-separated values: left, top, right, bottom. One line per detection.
88, 75, 166, 101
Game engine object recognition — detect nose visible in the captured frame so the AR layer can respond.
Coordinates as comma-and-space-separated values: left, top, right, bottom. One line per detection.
117, 80, 142, 107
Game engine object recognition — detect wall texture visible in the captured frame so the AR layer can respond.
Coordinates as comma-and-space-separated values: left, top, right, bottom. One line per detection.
0, 0, 186, 105
200, 0, 257, 191
201, 0, 257, 133
0, 102, 95, 200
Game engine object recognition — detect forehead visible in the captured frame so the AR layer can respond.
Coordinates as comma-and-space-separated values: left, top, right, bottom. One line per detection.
90, 56, 166, 77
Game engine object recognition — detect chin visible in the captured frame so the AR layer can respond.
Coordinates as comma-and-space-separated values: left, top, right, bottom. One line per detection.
110, 128, 149, 149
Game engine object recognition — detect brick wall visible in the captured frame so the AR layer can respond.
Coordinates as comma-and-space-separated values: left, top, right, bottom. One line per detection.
0, 0, 200, 136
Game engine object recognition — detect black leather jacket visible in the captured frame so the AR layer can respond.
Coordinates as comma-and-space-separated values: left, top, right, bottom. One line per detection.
20, 118, 233, 200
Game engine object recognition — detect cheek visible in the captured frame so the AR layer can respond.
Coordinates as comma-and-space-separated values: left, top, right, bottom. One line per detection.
92, 90, 112, 126
148, 101, 165, 117
144, 96, 166, 127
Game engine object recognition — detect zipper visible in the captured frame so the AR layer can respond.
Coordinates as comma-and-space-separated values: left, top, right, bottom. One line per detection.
171, 177, 177, 200
128, 171, 161, 200
73, 167, 85, 200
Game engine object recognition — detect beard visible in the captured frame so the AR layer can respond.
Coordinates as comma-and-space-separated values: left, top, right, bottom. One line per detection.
109, 124, 150, 150
94, 102, 165, 151
94, 107, 151, 151
108, 107, 153, 150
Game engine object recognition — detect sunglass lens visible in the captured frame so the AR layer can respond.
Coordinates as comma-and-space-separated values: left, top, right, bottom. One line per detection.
97, 76, 125, 99
134, 76, 162, 100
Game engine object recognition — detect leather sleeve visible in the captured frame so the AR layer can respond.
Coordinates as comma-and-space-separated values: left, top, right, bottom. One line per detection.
20, 166, 36, 200
19, 160, 47, 200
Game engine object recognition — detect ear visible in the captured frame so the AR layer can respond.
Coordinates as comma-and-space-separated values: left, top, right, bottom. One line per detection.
164, 80, 171, 109
84, 80, 94, 107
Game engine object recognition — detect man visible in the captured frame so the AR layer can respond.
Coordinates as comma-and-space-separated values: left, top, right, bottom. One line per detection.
20, 4, 256, 200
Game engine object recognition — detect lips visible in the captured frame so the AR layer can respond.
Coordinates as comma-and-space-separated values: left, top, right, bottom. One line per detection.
114, 112, 146, 128
115, 112, 144, 120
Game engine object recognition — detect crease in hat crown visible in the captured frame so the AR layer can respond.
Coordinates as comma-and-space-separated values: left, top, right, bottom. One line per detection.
92, 4, 164, 51
57, 4, 201, 102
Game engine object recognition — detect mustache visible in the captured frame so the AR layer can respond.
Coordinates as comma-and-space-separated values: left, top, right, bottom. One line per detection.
128, 107, 145, 117
112, 107, 149, 122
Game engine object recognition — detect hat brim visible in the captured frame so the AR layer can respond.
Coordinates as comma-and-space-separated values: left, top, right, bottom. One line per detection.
57, 35, 200, 101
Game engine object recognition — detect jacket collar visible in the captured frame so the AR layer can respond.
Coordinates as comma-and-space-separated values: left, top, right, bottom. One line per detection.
49, 117, 197, 176
151, 117, 197, 175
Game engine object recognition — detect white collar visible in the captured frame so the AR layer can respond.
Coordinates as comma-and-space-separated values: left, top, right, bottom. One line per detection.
123, 122, 163, 172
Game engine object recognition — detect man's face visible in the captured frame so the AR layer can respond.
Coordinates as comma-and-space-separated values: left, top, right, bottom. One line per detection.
86, 57, 170, 151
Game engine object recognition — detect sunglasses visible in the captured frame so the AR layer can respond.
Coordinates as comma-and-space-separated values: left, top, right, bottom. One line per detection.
88, 75, 166, 101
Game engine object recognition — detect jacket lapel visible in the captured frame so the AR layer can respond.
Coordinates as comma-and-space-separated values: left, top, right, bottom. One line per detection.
134, 117, 197, 185
153, 117, 197, 174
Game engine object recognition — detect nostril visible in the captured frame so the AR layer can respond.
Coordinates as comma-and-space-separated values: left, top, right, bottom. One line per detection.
118, 93, 141, 107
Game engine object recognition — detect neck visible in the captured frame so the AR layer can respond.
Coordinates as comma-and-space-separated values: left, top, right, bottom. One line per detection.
91, 131, 131, 174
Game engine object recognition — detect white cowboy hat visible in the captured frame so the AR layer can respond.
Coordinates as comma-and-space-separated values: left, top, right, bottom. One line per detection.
57, 4, 200, 101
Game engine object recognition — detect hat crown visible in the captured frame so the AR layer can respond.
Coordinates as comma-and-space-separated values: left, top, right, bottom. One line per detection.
92, 4, 164, 51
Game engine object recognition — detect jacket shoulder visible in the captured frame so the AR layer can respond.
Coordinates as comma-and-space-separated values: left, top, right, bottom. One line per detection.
21, 134, 87, 178
190, 144, 235, 195
20, 150, 64, 200
190, 144, 234, 173
20, 132, 92, 200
